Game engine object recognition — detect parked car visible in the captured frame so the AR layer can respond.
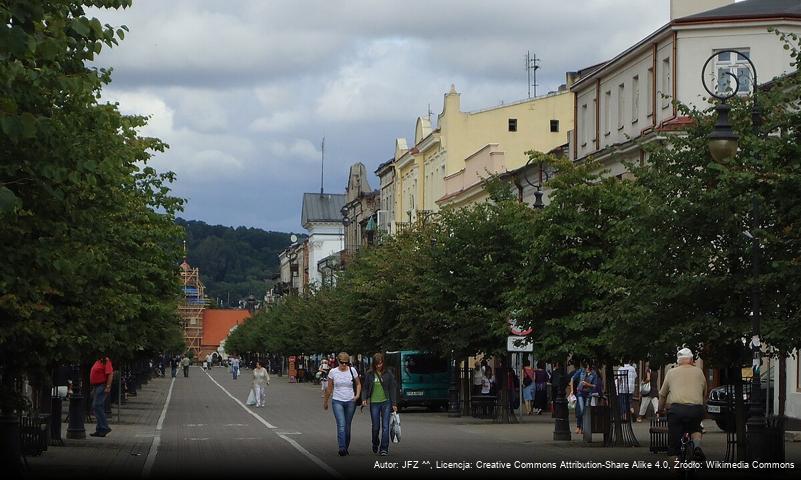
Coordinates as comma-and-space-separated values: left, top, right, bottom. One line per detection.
707, 373, 772, 432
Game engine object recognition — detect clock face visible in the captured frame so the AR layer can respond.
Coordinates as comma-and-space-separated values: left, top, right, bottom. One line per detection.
290, 234, 298, 243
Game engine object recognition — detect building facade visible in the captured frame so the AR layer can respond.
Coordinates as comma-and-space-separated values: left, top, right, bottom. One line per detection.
301, 192, 346, 287
377, 83, 574, 230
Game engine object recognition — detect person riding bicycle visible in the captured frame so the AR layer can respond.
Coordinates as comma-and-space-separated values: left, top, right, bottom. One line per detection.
658, 347, 707, 462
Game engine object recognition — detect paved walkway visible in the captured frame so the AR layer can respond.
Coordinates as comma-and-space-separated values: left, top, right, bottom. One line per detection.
22, 366, 801, 479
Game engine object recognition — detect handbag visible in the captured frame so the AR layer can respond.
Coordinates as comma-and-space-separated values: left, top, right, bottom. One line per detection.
568, 394, 577, 410
640, 381, 651, 396
390, 412, 401, 443
349, 367, 363, 406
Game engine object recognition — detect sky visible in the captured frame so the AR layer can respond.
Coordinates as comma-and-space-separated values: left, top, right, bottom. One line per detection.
89, 0, 671, 233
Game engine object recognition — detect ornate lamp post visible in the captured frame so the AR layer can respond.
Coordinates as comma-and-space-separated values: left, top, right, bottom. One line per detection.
521, 156, 570, 439
521, 156, 554, 209
702, 49, 767, 461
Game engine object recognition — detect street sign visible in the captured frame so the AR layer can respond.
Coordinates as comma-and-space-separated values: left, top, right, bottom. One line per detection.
507, 336, 533, 352
508, 318, 533, 336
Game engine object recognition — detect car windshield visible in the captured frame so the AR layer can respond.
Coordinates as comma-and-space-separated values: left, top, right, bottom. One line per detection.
404, 354, 447, 374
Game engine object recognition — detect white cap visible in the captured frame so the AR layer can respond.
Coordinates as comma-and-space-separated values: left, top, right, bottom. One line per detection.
677, 347, 694, 360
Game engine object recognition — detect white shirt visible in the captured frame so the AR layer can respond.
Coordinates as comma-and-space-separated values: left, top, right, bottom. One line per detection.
328, 366, 359, 402
616, 364, 637, 394
231, 358, 240, 368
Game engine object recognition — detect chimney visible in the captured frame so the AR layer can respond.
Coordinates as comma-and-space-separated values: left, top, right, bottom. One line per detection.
670, 0, 734, 21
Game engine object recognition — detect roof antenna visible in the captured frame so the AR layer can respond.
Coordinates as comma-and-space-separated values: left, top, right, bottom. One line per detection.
428, 103, 433, 123
525, 50, 540, 98
320, 136, 325, 195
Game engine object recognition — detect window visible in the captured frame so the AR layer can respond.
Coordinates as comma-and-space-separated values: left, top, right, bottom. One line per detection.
715, 49, 751, 95
580, 104, 588, 146
661, 58, 671, 108
647, 67, 654, 116
604, 91, 611, 135
550, 119, 559, 132
617, 83, 625, 130
632, 75, 639, 123
508, 118, 517, 132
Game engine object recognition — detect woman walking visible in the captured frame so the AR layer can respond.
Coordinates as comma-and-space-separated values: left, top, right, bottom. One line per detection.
323, 352, 362, 456
361, 353, 397, 456
533, 361, 550, 415
521, 360, 535, 415
252, 361, 270, 407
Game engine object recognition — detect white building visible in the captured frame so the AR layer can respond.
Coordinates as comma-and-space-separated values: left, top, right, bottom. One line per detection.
570, 0, 801, 427
301, 192, 345, 287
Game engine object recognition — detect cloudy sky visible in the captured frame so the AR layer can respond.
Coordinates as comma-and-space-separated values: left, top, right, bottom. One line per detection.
89, 0, 671, 233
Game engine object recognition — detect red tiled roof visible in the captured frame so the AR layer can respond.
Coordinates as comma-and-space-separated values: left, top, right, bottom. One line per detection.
201, 309, 250, 347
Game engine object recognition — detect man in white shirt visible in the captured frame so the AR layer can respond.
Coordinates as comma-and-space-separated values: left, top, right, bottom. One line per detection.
616, 362, 637, 418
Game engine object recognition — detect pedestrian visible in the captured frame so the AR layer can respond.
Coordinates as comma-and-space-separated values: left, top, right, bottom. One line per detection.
533, 361, 550, 415
252, 361, 270, 407
318, 359, 331, 397
507, 368, 520, 411
616, 361, 637, 419
472, 360, 484, 396
231, 355, 240, 380
323, 352, 361, 456
481, 366, 495, 395
89, 353, 114, 437
169, 355, 178, 378
205, 353, 212, 371
570, 362, 589, 435
636, 366, 659, 422
521, 360, 535, 415
181, 354, 191, 378
361, 353, 398, 456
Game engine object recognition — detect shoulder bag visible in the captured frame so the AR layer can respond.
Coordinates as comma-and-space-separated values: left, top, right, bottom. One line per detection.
349, 367, 363, 406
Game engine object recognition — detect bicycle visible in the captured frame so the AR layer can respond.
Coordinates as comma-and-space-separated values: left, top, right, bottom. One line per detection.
676, 429, 706, 479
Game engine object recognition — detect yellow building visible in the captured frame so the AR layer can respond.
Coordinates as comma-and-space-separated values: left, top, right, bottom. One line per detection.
380, 84, 573, 229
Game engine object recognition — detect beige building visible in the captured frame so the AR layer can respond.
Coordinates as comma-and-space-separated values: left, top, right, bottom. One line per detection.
377, 84, 574, 231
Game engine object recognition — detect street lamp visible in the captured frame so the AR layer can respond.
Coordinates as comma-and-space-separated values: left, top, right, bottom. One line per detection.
522, 156, 554, 209
702, 49, 767, 461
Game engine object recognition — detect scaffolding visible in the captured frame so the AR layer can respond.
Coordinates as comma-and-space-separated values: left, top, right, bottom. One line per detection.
179, 259, 206, 358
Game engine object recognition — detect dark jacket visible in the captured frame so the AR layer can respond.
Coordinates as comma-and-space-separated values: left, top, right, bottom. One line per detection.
361, 368, 398, 406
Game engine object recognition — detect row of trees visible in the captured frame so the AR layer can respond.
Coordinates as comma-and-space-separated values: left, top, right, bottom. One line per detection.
228, 32, 801, 376
0, 0, 185, 413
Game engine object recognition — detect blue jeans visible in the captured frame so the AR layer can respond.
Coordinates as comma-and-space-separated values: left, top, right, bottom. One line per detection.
575, 395, 586, 430
93, 385, 109, 432
171, 366, 177, 378
331, 399, 356, 451
232, 366, 239, 379
370, 401, 392, 452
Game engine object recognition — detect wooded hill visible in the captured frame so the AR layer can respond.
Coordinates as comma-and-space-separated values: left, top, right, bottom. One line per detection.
177, 218, 301, 306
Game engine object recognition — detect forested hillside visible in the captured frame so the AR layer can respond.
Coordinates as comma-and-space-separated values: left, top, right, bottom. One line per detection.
177, 218, 301, 306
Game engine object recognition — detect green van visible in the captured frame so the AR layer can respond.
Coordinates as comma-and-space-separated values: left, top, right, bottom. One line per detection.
385, 351, 449, 411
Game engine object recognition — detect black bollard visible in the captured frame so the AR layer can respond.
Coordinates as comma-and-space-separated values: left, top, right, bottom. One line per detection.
66, 393, 86, 439
0, 415, 22, 474
50, 396, 64, 446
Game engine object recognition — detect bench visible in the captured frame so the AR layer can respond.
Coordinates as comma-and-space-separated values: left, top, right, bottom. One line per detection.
649, 416, 669, 453
471, 395, 498, 419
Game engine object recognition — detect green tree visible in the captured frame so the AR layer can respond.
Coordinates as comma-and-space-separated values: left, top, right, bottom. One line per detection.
0, 0, 184, 413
